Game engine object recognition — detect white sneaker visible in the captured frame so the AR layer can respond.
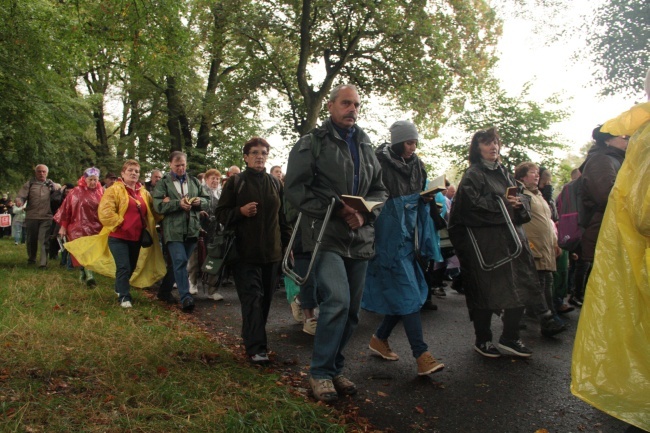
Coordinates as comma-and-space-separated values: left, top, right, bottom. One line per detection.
210, 292, 224, 301
120, 300, 133, 308
189, 282, 198, 295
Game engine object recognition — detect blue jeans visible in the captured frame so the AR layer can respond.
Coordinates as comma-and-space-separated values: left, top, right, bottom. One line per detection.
164, 240, 197, 303
108, 237, 141, 302
376, 312, 428, 359
310, 251, 368, 379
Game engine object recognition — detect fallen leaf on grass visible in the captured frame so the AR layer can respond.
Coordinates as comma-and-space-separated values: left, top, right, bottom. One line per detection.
534, 429, 549, 433
156, 366, 169, 377
377, 391, 389, 397
415, 406, 425, 414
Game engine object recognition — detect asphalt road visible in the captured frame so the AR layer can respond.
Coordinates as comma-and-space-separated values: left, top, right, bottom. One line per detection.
190, 281, 630, 433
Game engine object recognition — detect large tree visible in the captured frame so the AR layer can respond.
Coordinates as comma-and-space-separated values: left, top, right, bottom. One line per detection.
442, 83, 568, 173
243, 0, 501, 137
0, 0, 92, 188
588, 0, 650, 97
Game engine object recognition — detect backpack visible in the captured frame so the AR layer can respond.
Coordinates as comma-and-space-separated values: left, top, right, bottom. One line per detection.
556, 178, 584, 251
283, 131, 322, 224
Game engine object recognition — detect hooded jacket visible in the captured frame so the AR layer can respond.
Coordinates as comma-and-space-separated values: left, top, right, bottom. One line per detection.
152, 173, 209, 243
284, 118, 388, 259
362, 144, 441, 315
579, 144, 625, 261
448, 162, 539, 313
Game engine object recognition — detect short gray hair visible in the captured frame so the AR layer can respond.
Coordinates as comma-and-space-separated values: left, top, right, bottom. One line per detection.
328, 84, 358, 103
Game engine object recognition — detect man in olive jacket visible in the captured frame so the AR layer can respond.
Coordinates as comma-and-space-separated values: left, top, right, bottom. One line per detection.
153, 151, 209, 312
285, 84, 387, 402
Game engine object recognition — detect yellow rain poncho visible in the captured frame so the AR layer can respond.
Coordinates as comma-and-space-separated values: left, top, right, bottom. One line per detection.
64, 182, 167, 288
571, 101, 650, 431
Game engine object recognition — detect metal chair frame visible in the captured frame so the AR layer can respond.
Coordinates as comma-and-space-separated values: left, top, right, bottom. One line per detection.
466, 196, 522, 271
282, 197, 336, 286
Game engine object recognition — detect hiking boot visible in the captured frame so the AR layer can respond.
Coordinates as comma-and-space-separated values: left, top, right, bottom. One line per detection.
416, 351, 445, 375
332, 375, 357, 395
540, 316, 567, 337
290, 296, 304, 323
432, 286, 446, 297
303, 317, 317, 336
474, 341, 501, 358
498, 338, 532, 357
309, 377, 338, 402
369, 335, 399, 361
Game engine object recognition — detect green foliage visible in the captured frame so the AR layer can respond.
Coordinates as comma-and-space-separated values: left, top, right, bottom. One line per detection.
244, 0, 501, 137
588, 0, 650, 97
0, 0, 93, 189
443, 82, 569, 173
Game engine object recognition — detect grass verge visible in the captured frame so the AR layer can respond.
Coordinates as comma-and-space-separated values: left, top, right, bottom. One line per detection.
0, 238, 347, 432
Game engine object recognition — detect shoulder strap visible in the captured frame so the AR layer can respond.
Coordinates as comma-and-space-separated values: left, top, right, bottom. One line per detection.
233, 173, 245, 195
309, 131, 322, 159
267, 173, 281, 195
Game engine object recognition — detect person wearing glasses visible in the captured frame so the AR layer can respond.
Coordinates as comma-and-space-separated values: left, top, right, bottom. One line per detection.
215, 137, 292, 365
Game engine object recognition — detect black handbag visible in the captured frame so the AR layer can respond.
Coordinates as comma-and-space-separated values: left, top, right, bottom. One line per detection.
201, 226, 236, 277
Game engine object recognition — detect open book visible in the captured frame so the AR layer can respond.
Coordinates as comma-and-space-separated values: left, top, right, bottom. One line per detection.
341, 195, 384, 213
420, 174, 447, 196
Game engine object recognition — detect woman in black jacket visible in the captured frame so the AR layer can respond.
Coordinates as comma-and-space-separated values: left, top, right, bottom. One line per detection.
449, 128, 564, 358
215, 137, 292, 364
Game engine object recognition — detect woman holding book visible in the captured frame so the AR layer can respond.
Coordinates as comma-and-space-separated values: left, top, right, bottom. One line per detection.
361, 120, 445, 376
448, 128, 563, 359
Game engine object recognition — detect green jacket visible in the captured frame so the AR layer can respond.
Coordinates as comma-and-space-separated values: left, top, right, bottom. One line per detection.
152, 174, 209, 243
284, 118, 387, 259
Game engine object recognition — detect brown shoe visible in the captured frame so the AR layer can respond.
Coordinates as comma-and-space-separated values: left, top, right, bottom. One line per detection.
369, 335, 399, 361
417, 351, 444, 376
309, 377, 338, 402
332, 375, 357, 395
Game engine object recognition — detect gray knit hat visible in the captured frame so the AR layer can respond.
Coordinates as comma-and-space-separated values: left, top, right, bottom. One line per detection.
390, 120, 419, 145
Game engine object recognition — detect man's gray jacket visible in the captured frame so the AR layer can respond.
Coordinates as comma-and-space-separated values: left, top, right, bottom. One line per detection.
284, 118, 387, 259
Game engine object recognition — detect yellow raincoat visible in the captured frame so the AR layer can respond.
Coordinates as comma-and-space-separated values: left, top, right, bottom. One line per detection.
571, 101, 650, 431
64, 181, 167, 288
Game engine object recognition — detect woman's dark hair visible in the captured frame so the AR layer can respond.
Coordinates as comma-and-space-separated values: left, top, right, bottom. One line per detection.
242, 137, 270, 155
391, 142, 405, 156
514, 162, 538, 181
468, 127, 501, 164
592, 125, 615, 147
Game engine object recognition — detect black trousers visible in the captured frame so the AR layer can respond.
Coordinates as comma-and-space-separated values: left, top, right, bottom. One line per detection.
472, 307, 524, 344
233, 262, 280, 356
